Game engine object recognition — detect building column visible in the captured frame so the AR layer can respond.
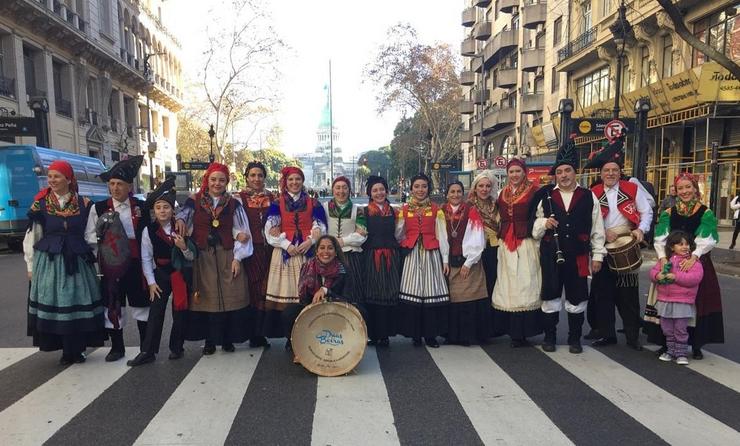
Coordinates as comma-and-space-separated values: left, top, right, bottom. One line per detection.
41, 48, 56, 116
9, 33, 28, 116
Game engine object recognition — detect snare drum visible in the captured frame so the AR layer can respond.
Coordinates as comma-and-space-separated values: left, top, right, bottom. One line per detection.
605, 235, 643, 273
290, 301, 368, 377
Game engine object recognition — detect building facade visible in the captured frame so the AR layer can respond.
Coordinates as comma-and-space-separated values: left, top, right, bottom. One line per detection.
0, 0, 182, 189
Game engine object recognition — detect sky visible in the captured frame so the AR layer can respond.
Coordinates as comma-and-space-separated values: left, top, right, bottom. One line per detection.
168, 0, 461, 159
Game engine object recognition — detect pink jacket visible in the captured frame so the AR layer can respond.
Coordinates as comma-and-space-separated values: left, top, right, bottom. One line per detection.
649, 254, 704, 304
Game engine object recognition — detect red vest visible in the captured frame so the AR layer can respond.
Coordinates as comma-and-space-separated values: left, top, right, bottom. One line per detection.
192, 195, 236, 250
445, 204, 470, 257
400, 203, 440, 250
280, 196, 315, 243
592, 180, 640, 227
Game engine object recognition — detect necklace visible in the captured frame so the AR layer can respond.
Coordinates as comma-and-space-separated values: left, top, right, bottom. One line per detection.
445, 203, 465, 237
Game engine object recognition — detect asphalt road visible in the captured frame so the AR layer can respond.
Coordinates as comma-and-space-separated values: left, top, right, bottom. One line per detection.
1, 250, 739, 445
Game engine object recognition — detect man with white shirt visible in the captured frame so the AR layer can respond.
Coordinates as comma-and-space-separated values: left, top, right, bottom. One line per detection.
85, 156, 149, 362
531, 135, 606, 354
584, 136, 653, 350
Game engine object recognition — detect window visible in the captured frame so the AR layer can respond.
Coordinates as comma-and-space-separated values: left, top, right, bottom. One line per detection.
98, 0, 112, 35
602, 0, 613, 18
693, 4, 740, 66
162, 116, 170, 139
512, 13, 520, 31
23, 46, 37, 96
86, 78, 96, 110
662, 35, 674, 78
576, 66, 610, 108
581, 1, 592, 34
640, 46, 651, 87
554, 17, 562, 45
552, 67, 560, 93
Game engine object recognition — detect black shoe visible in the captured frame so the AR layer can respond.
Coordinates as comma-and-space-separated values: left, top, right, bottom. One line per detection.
510, 339, 531, 348
127, 352, 156, 367
617, 328, 625, 334
105, 349, 125, 362
249, 337, 270, 348
730, 244, 735, 250
592, 337, 618, 347
626, 340, 643, 351
569, 343, 583, 354
584, 329, 601, 340
72, 353, 86, 364
168, 351, 184, 360
59, 354, 74, 366
425, 337, 440, 348
377, 338, 390, 348
367, 339, 377, 346
693, 348, 704, 360
412, 337, 422, 347
285, 340, 292, 351
542, 342, 556, 352
222, 343, 235, 353
202, 344, 216, 356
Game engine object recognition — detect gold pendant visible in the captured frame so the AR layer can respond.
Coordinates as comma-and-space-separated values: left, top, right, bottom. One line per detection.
212, 219, 220, 228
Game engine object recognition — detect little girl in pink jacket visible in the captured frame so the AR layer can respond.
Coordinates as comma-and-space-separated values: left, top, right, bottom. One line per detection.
650, 230, 704, 365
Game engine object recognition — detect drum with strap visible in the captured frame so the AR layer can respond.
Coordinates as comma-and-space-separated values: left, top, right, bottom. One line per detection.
290, 301, 367, 377
605, 234, 643, 273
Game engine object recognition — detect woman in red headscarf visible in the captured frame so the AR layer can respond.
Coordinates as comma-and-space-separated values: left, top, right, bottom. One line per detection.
175, 163, 253, 355
264, 166, 327, 345
24, 161, 105, 364
648, 172, 724, 359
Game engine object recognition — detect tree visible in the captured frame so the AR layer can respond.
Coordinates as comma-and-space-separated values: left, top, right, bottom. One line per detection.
657, 0, 740, 80
389, 115, 430, 187
200, 0, 285, 161
355, 165, 372, 194
365, 24, 462, 170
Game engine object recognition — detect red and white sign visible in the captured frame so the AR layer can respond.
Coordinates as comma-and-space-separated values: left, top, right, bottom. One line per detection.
476, 158, 488, 169
604, 119, 627, 142
493, 156, 507, 168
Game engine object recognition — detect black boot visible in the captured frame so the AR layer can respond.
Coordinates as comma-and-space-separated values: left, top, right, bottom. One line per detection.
137, 320, 148, 349
567, 312, 584, 354
624, 327, 643, 351
425, 337, 440, 348
127, 352, 156, 367
106, 329, 125, 362
541, 312, 558, 352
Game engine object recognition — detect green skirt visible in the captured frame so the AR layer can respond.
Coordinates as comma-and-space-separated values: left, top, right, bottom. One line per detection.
28, 251, 105, 350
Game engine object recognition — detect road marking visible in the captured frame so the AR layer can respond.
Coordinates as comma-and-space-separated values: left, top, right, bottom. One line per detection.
644, 345, 740, 394
0, 348, 36, 373
0, 349, 131, 445
133, 348, 263, 445
428, 346, 574, 445
311, 347, 399, 446
547, 347, 740, 445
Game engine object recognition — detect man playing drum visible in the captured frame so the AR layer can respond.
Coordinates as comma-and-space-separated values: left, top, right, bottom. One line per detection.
585, 134, 653, 350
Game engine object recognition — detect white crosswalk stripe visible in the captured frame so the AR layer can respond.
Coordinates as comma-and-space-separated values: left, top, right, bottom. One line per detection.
0, 344, 739, 445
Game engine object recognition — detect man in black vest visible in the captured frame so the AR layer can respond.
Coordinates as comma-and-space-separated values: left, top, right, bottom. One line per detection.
531, 136, 606, 353
85, 156, 150, 362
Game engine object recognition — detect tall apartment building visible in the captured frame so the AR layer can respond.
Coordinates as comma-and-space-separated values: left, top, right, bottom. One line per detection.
0, 0, 183, 188
459, 0, 568, 177
553, 0, 740, 224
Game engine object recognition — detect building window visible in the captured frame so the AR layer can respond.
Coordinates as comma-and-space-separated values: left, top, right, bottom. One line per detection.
554, 17, 562, 45
602, 0, 613, 18
552, 67, 560, 93
162, 116, 170, 139
693, 4, 740, 66
99, 0, 112, 35
512, 13, 520, 31
662, 35, 674, 78
495, 1, 499, 20
52, 61, 72, 118
640, 46, 651, 87
576, 66, 610, 108
581, 1, 593, 34
23, 46, 38, 96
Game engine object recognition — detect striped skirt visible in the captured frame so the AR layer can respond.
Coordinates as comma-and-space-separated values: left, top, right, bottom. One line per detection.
265, 249, 306, 311
397, 245, 449, 338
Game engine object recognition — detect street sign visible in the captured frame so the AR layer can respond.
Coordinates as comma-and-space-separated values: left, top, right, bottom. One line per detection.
180, 161, 210, 170
476, 159, 488, 169
491, 168, 506, 176
604, 119, 627, 142
431, 162, 454, 170
0, 117, 37, 137
493, 156, 507, 168
572, 118, 634, 138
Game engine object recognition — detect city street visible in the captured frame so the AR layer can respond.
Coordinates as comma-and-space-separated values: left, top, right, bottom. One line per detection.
1, 249, 739, 445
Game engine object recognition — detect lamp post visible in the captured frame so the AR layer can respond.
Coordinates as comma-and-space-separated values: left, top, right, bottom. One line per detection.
143, 52, 165, 189
472, 54, 486, 164
558, 99, 574, 149
633, 98, 651, 181
28, 97, 50, 148
208, 124, 216, 163
609, 1, 631, 120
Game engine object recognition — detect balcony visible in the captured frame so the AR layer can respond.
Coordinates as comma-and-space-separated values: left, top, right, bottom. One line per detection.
460, 129, 473, 144
499, 0, 519, 14
475, 0, 492, 6
474, 22, 492, 40
462, 7, 476, 27
460, 101, 475, 115
461, 38, 477, 57
522, 2, 547, 29
55, 98, 72, 118
496, 68, 518, 88
460, 70, 476, 86
557, 27, 597, 64
521, 93, 544, 114
521, 47, 545, 72
26, 87, 47, 98
473, 89, 489, 105
476, 29, 518, 69
0, 76, 16, 98
474, 106, 516, 135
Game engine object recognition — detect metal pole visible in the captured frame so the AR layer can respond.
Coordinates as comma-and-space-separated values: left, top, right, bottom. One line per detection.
329, 60, 334, 180
144, 54, 154, 190
613, 1, 627, 120
613, 51, 622, 120
710, 141, 719, 213
477, 55, 484, 163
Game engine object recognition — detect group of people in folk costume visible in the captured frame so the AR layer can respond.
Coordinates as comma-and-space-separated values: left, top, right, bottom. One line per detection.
23, 134, 725, 367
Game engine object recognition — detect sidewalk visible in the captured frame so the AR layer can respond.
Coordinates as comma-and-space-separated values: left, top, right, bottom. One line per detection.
643, 228, 740, 277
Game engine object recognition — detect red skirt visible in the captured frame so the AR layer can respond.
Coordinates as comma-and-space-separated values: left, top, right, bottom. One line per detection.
244, 243, 272, 311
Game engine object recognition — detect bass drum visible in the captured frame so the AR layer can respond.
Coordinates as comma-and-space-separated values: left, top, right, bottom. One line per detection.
290, 301, 367, 377
605, 235, 643, 273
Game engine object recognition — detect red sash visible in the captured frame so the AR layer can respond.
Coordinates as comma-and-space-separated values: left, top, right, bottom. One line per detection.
591, 180, 640, 226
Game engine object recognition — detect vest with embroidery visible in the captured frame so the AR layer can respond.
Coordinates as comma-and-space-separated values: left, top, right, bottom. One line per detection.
280, 196, 315, 243
192, 195, 236, 250
400, 203, 440, 250
592, 180, 640, 227
543, 186, 594, 256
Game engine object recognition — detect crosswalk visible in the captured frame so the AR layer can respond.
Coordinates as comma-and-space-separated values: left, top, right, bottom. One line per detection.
1, 341, 739, 446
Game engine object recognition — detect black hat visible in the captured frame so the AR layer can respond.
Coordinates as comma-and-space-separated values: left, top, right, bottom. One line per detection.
549, 133, 579, 175
583, 130, 626, 170
410, 172, 433, 190
365, 175, 388, 197
245, 161, 267, 177
145, 175, 177, 208
99, 155, 144, 183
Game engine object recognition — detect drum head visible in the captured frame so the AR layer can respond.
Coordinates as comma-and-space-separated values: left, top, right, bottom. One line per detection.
291, 301, 367, 377
606, 235, 635, 250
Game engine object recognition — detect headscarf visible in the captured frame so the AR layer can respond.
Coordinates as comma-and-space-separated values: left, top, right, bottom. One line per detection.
506, 157, 527, 173
365, 175, 388, 197
280, 166, 305, 192
332, 176, 352, 192
199, 163, 230, 196
297, 256, 345, 303
35, 160, 78, 200
468, 170, 498, 232
674, 172, 701, 198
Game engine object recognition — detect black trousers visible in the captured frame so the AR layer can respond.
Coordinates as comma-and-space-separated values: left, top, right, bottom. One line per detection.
732, 219, 740, 246
141, 268, 186, 354
541, 255, 588, 344
590, 267, 641, 341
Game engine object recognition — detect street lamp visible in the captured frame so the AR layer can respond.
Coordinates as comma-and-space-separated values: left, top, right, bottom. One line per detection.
143, 52, 165, 189
472, 54, 486, 164
609, 0, 632, 120
632, 98, 651, 181
208, 124, 216, 163
558, 99, 574, 149
28, 97, 50, 148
